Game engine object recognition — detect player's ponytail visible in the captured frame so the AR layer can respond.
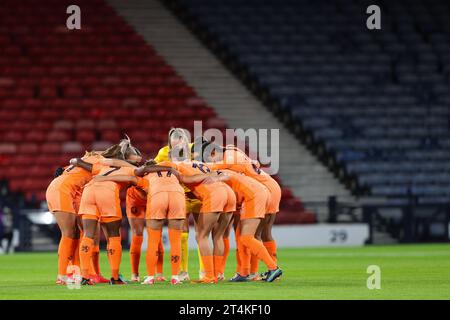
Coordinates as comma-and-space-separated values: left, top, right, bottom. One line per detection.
101, 135, 137, 160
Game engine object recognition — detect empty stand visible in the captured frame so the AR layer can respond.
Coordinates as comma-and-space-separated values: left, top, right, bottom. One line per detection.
167, 0, 450, 205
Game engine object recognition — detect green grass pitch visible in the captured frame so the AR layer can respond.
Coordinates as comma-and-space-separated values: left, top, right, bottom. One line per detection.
1, 243, 450, 300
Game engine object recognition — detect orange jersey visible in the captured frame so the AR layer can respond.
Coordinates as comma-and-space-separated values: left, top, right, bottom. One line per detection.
85, 164, 136, 192
158, 160, 226, 198
209, 148, 276, 189
47, 154, 103, 198
219, 169, 267, 203
136, 171, 184, 196
127, 186, 147, 204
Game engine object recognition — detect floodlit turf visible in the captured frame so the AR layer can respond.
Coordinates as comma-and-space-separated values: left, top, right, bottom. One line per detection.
1, 243, 450, 299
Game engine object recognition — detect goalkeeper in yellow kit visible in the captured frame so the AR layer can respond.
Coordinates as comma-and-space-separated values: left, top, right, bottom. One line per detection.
153, 128, 205, 281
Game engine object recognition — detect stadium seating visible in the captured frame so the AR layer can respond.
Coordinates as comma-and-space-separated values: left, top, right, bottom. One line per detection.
167, 0, 450, 204
0, 0, 313, 223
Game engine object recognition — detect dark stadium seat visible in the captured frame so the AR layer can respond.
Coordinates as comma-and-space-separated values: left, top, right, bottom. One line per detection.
169, 0, 450, 203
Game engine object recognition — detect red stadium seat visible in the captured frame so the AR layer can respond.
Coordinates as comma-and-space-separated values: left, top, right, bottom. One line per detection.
54, 120, 75, 130
47, 130, 71, 142
76, 120, 95, 130
91, 141, 113, 151
4, 131, 23, 143
102, 130, 121, 142
0, 0, 306, 215
18, 143, 39, 154
76, 131, 96, 143
40, 142, 61, 154
97, 119, 117, 130
39, 86, 57, 98
64, 86, 83, 98
61, 141, 83, 153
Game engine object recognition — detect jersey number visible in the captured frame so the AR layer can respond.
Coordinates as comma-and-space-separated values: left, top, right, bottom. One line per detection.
102, 167, 120, 176
192, 163, 211, 173
157, 171, 172, 177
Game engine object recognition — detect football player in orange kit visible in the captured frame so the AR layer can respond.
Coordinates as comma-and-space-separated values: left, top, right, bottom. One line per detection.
126, 185, 166, 282
209, 145, 281, 280
72, 138, 177, 285
158, 144, 236, 283
46, 148, 112, 285
93, 159, 224, 285
206, 144, 283, 282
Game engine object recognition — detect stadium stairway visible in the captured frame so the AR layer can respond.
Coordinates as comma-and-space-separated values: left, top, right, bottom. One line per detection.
107, 0, 356, 221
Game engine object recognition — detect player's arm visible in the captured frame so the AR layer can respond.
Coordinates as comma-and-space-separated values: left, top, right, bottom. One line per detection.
213, 170, 230, 182
134, 164, 176, 177
100, 158, 137, 168
93, 175, 138, 184
180, 172, 229, 184
207, 162, 231, 170
69, 158, 93, 172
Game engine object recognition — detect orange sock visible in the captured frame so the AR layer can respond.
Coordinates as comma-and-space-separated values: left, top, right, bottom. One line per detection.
221, 237, 230, 274
263, 240, 278, 264
235, 229, 242, 274
214, 256, 223, 277
90, 245, 100, 276
130, 235, 143, 275
238, 240, 251, 276
146, 229, 162, 276
107, 237, 122, 279
71, 238, 80, 268
157, 237, 164, 274
79, 237, 94, 278
58, 237, 75, 276
201, 255, 214, 279
240, 235, 276, 270
168, 228, 181, 276
72, 231, 82, 268
250, 253, 259, 274
106, 242, 112, 267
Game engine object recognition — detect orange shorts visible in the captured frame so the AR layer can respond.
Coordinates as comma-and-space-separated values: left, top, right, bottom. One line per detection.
263, 179, 281, 214
78, 184, 122, 222
200, 184, 236, 213
46, 179, 78, 214
240, 187, 270, 220
146, 191, 186, 220
223, 184, 237, 213
73, 192, 82, 214
82, 214, 122, 223
126, 197, 146, 219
